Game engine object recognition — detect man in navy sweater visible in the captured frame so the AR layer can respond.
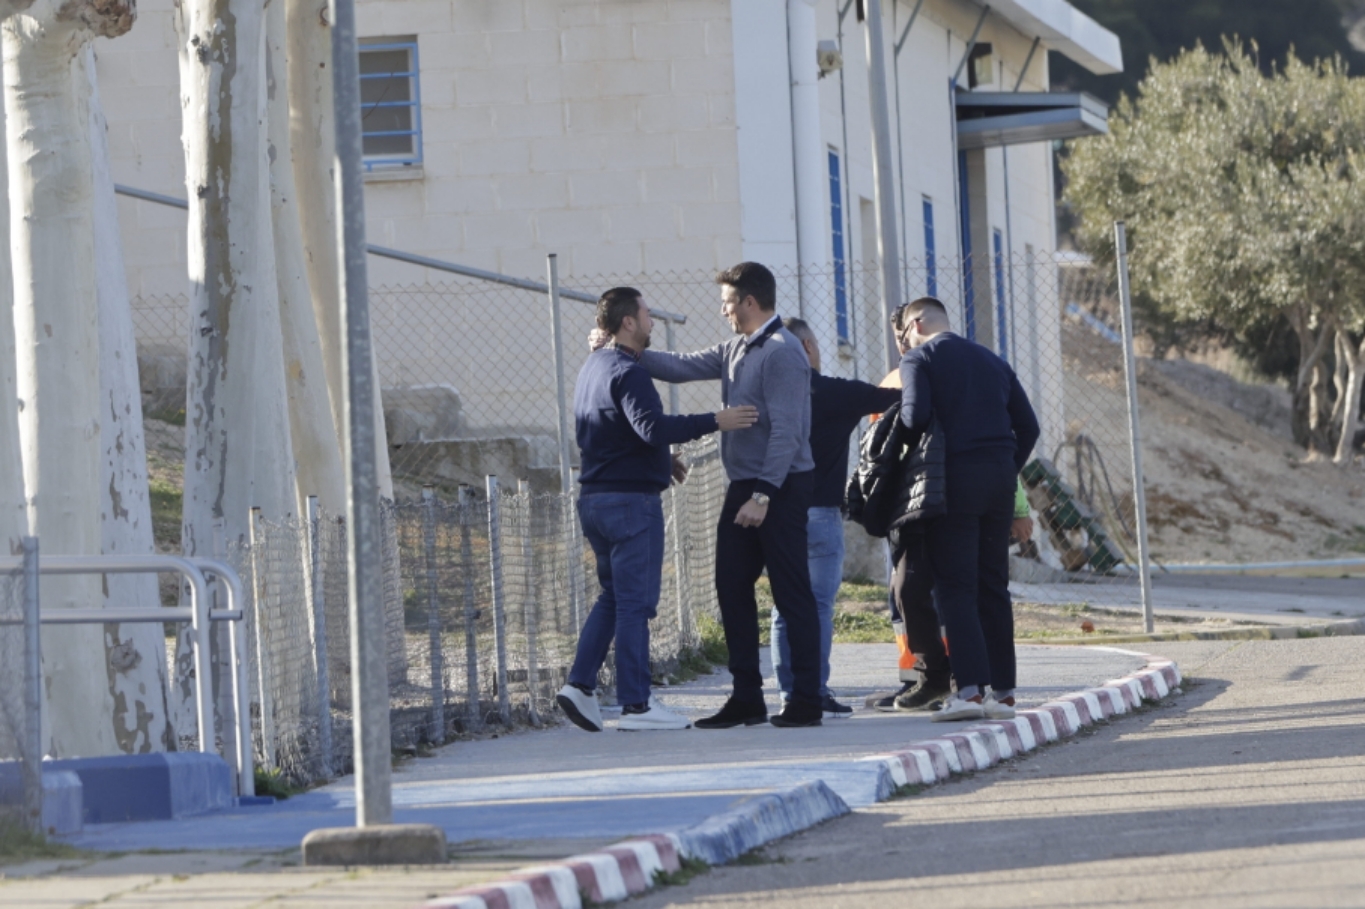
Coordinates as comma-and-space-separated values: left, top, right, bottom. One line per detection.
556, 287, 757, 732
770, 319, 898, 717
898, 296, 1040, 723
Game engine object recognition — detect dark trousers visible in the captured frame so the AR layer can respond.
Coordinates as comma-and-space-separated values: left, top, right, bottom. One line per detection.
891, 533, 951, 684
925, 451, 1017, 692
715, 471, 822, 707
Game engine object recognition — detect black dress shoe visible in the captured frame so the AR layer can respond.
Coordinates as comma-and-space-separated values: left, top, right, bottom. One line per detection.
695, 696, 768, 729
770, 700, 822, 727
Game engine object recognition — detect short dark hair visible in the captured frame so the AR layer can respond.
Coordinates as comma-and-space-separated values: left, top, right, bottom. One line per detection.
716, 262, 777, 312
893, 296, 949, 332
782, 317, 814, 343
596, 287, 642, 335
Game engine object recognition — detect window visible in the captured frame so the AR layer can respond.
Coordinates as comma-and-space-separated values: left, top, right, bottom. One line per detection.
360, 40, 422, 170
922, 198, 937, 297
829, 149, 849, 342
993, 228, 1008, 361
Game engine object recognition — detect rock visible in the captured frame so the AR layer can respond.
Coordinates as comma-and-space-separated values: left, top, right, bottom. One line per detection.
382, 384, 465, 444
301, 823, 447, 866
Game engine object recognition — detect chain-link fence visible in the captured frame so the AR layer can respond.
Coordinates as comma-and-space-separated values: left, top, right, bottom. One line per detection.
230, 436, 723, 787
0, 542, 41, 837
128, 248, 1159, 783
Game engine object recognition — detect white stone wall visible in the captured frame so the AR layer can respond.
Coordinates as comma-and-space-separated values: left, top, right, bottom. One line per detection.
98, 0, 1083, 459
98, 0, 745, 305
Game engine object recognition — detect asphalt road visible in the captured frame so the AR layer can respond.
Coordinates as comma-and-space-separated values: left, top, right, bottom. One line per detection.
628, 636, 1365, 909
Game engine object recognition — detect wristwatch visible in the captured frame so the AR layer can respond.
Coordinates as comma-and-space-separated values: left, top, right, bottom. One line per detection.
750, 492, 770, 507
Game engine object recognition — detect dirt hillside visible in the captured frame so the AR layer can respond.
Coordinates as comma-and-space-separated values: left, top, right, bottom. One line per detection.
1063, 319, 1365, 565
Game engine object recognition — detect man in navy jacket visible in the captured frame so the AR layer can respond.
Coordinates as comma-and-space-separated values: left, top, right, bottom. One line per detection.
556, 287, 756, 732
897, 297, 1040, 723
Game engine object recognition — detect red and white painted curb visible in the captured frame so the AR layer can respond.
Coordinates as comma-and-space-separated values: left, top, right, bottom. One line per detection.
417, 651, 1180, 909
422, 833, 684, 908
862, 650, 1181, 788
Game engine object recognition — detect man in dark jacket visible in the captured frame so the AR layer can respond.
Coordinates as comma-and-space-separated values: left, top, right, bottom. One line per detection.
770, 319, 899, 718
557, 287, 757, 732
897, 296, 1040, 723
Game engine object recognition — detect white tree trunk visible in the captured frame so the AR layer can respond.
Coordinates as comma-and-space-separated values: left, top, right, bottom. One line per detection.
177, 0, 298, 743
84, 46, 174, 752
5, 1, 132, 757
1333, 329, 1365, 465
285, 0, 392, 499
267, 0, 344, 514
177, 0, 298, 540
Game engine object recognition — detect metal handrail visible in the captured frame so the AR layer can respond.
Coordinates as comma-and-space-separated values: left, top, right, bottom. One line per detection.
189, 558, 255, 798
111, 183, 688, 324
0, 553, 253, 797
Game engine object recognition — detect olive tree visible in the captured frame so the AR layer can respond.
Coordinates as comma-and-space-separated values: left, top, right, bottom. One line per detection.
1064, 44, 1365, 459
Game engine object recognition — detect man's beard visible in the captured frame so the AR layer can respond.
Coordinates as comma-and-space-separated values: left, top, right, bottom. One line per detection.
640, 333, 651, 349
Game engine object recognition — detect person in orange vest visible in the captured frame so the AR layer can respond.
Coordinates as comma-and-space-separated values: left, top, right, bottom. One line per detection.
868, 305, 1034, 712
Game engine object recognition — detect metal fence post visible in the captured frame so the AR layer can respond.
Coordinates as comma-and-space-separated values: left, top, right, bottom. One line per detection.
247, 508, 276, 770
517, 479, 542, 725
457, 485, 481, 731
547, 254, 573, 496
1114, 221, 1155, 632
20, 536, 41, 835
306, 496, 333, 778
567, 467, 583, 633
664, 319, 680, 415
669, 476, 689, 647
486, 475, 511, 725
421, 487, 445, 743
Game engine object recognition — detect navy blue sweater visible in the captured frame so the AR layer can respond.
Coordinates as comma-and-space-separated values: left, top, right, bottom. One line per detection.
899, 333, 1040, 472
575, 346, 718, 495
809, 371, 900, 508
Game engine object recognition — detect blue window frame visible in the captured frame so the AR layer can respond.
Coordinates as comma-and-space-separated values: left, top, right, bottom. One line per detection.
922, 198, 937, 297
360, 41, 422, 171
993, 228, 1008, 361
829, 150, 849, 341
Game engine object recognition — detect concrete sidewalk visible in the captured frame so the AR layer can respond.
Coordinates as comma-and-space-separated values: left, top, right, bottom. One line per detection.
0, 643, 1156, 908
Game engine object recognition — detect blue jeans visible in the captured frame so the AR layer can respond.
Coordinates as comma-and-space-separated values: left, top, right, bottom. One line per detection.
568, 492, 665, 707
772, 506, 843, 700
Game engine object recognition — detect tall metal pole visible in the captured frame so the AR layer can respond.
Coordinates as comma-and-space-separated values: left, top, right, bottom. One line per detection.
21, 536, 41, 835
332, 0, 392, 826
547, 255, 573, 496
862, 0, 904, 372
1114, 222, 1155, 632
893, 0, 926, 295
664, 319, 680, 414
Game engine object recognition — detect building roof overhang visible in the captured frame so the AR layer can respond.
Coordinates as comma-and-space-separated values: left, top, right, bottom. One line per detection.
954, 91, 1108, 149
986, 0, 1123, 75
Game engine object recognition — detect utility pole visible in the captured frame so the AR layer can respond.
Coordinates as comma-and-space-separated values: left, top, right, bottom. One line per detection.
863, 0, 903, 372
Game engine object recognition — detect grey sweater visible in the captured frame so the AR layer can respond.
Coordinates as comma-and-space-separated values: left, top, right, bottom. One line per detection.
640, 321, 813, 496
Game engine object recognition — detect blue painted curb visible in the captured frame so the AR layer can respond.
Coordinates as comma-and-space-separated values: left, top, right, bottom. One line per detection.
676, 780, 850, 866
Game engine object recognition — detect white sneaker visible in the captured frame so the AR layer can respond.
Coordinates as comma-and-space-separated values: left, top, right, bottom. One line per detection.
930, 695, 985, 723
556, 684, 604, 732
617, 699, 691, 731
983, 694, 1016, 719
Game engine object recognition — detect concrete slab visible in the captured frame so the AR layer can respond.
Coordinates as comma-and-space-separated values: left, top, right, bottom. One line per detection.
57, 644, 1145, 855
301, 823, 446, 866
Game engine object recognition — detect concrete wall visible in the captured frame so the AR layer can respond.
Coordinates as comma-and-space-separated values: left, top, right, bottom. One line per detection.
102, 0, 1072, 458
98, 0, 746, 300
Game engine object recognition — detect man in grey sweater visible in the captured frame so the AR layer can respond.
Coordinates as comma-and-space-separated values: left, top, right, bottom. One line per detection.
640, 262, 824, 728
